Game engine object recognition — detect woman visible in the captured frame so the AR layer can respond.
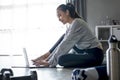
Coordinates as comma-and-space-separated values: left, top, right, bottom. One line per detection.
32, 3, 104, 68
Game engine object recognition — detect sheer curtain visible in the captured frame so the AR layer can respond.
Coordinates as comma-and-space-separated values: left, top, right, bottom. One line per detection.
0, 0, 66, 58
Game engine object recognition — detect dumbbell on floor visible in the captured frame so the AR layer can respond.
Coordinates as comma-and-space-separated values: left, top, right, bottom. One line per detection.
0, 68, 38, 80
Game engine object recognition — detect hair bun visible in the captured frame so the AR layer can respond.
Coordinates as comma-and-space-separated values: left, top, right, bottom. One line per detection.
66, 3, 74, 8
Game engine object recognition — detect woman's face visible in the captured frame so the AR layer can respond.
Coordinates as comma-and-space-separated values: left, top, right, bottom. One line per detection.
57, 9, 69, 24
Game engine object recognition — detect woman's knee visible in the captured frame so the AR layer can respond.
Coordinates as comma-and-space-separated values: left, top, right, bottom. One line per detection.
58, 55, 67, 66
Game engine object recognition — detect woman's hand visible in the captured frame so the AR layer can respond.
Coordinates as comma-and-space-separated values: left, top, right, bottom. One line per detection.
32, 52, 50, 67
32, 59, 49, 67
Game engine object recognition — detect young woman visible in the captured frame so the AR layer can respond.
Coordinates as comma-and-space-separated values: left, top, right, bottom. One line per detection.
32, 3, 104, 68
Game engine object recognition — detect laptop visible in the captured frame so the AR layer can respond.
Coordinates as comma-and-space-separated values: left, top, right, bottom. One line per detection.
11, 48, 46, 68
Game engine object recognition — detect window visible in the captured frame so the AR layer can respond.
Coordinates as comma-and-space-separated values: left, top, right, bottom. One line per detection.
0, 0, 66, 58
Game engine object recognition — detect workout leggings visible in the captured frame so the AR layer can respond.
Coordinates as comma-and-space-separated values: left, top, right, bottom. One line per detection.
58, 47, 104, 68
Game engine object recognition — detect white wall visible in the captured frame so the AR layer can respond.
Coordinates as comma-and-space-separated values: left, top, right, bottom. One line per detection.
87, 0, 120, 33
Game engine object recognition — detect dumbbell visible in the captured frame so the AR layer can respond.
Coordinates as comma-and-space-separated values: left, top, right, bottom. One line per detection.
10, 71, 38, 80
0, 68, 37, 80
0, 68, 13, 80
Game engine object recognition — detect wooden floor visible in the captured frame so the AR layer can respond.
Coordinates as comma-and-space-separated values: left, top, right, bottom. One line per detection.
35, 68, 73, 80
0, 56, 74, 80
0, 56, 107, 80
11, 67, 74, 80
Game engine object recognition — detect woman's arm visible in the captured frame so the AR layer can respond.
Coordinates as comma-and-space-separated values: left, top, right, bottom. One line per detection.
49, 33, 65, 53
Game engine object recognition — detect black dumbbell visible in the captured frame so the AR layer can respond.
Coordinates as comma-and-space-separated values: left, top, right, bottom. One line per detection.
0, 68, 13, 80
0, 68, 14, 76
8, 71, 37, 80
3, 72, 11, 80
0, 68, 37, 80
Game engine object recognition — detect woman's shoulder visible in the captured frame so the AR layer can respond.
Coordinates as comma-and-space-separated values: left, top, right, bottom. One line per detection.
73, 18, 85, 23
73, 18, 87, 25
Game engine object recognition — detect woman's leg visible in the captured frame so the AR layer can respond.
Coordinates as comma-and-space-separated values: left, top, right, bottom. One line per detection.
58, 53, 96, 67
58, 48, 104, 68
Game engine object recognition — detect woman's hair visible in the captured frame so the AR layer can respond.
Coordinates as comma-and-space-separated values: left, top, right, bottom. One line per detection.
57, 3, 81, 18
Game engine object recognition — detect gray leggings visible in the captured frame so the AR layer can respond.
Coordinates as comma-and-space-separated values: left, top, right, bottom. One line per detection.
58, 47, 104, 68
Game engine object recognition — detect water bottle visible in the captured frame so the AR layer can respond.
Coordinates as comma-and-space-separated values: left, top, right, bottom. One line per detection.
106, 35, 120, 80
